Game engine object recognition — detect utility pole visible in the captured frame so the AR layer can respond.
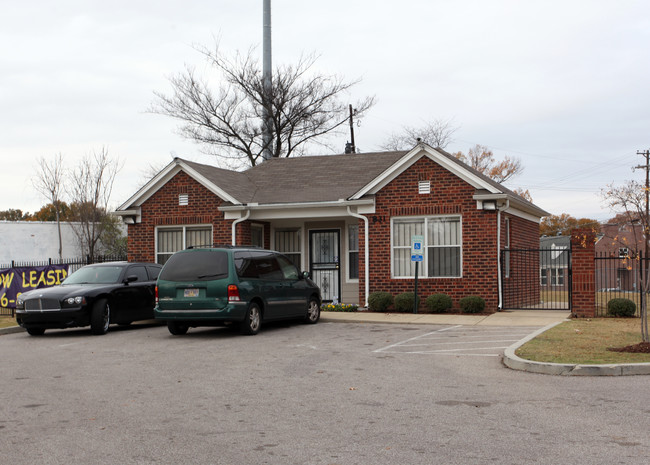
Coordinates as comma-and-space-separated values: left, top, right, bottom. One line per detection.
634, 149, 650, 260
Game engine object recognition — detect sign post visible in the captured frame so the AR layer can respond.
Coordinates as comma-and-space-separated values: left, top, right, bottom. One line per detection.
411, 235, 423, 314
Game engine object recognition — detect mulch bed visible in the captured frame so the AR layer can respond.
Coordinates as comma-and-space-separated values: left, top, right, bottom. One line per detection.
607, 342, 650, 353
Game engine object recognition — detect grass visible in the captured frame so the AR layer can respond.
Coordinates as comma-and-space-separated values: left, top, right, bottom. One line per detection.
0, 316, 17, 329
516, 318, 650, 365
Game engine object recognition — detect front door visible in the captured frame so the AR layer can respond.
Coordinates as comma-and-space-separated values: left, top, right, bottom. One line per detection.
310, 230, 341, 303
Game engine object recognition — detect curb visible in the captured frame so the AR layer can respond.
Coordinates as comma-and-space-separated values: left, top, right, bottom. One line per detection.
0, 326, 25, 336
503, 321, 650, 376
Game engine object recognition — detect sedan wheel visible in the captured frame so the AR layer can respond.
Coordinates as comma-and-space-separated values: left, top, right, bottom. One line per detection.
91, 298, 110, 335
240, 303, 261, 335
26, 327, 46, 336
304, 298, 320, 324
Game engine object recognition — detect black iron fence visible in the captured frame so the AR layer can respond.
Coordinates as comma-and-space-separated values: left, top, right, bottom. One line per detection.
501, 248, 571, 310
595, 252, 649, 317
0, 254, 127, 317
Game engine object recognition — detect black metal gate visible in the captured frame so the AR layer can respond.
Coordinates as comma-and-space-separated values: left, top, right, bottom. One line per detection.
501, 248, 572, 310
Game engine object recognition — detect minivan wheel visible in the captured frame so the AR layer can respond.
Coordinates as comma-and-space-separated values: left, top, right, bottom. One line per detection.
168, 321, 189, 335
304, 298, 320, 324
240, 303, 261, 335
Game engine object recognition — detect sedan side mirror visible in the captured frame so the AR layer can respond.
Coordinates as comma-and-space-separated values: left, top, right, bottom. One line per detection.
301, 271, 311, 279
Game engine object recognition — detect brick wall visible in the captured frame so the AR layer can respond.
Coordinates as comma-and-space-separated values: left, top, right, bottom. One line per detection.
571, 228, 597, 317
127, 171, 230, 262
359, 156, 539, 312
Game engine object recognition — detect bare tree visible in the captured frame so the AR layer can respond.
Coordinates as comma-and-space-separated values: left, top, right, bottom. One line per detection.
601, 180, 649, 343
381, 118, 458, 151
151, 45, 374, 167
67, 147, 121, 260
452, 144, 523, 183
32, 153, 65, 260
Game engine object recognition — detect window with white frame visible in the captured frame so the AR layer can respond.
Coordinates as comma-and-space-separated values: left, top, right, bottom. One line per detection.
551, 268, 565, 286
348, 224, 359, 280
540, 268, 548, 286
392, 216, 461, 278
156, 226, 212, 265
275, 229, 301, 268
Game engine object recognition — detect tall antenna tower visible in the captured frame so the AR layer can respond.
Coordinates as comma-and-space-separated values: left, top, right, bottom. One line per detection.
262, 0, 273, 161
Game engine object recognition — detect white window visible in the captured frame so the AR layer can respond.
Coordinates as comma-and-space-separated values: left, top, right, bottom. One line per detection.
156, 226, 212, 264
540, 268, 548, 286
348, 224, 359, 280
392, 216, 461, 278
619, 247, 629, 258
551, 268, 564, 286
275, 229, 301, 268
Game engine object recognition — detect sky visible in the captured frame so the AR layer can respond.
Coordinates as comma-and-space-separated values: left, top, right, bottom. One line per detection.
2, 0, 650, 222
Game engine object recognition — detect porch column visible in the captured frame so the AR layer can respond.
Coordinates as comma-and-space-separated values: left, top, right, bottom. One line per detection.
570, 228, 596, 317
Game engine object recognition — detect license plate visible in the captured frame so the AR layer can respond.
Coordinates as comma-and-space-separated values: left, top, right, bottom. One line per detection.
184, 288, 199, 298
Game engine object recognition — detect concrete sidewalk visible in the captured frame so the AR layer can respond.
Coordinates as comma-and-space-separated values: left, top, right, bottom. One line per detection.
320, 309, 570, 327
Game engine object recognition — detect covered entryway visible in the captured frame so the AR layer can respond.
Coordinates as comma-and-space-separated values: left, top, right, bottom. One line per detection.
501, 248, 572, 310
310, 230, 341, 302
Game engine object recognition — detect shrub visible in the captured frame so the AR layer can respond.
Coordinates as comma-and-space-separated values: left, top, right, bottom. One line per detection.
322, 303, 358, 312
459, 296, 486, 314
425, 294, 452, 313
394, 292, 420, 313
368, 292, 394, 312
607, 298, 636, 317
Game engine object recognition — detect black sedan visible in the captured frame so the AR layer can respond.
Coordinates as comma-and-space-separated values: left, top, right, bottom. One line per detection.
15, 262, 162, 336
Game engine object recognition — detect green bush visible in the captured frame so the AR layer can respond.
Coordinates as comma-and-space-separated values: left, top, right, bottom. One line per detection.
425, 294, 452, 313
607, 298, 636, 317
459, 296, 486, 314
368, 292, 393, 312
394, 292, 420, 313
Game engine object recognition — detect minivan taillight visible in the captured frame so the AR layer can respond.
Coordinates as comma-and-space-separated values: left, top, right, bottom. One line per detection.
228, 284, 240, 302
155, 285, 159, 304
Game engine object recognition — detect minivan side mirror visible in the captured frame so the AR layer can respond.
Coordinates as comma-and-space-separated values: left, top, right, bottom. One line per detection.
124, 275, 138, 284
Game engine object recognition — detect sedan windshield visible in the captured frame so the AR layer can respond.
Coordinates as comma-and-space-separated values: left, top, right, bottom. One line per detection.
63, 266, 124, 284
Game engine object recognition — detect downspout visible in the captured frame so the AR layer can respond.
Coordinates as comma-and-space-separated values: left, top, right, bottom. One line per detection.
231, 209, 251, 246
497, 200, 510, 310
347, 206, 370, 307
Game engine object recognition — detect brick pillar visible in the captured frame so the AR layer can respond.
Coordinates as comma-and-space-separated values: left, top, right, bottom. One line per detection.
571, 228, 596, 317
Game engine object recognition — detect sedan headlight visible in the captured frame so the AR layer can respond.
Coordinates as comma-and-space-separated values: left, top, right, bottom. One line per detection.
16, 297, 24, 310
64, 296, 86, 306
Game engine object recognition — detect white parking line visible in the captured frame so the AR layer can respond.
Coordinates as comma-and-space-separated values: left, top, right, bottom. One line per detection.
373, 325, 541, 357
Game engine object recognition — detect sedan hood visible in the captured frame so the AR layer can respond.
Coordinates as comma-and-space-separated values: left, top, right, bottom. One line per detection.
20, 284, 116, 301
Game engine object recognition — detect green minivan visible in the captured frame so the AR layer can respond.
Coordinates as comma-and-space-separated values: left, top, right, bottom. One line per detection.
155, 246, 321, 335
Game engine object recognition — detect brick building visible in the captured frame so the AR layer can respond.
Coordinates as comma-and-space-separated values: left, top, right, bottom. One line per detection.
115, 143, 548, 312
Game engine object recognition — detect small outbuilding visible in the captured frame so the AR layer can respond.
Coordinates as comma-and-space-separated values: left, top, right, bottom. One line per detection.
115, 143, 548, 311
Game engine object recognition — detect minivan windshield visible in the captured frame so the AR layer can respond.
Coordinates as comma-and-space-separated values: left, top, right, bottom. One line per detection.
159, 250, 229, 282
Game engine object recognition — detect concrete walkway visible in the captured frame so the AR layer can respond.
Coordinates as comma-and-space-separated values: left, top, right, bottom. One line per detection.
320, 309, 570, 327
322, 310, 650, 376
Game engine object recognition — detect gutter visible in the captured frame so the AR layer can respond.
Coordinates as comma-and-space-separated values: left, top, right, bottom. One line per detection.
497, 200, 510, 310
347, 206, 369, 307
231, 209, 251, 245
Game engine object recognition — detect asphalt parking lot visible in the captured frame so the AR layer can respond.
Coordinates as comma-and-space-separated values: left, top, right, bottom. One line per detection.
1, 321, 649, 464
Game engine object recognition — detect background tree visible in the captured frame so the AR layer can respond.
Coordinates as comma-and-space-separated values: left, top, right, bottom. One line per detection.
30, 202, 73, 222
0, 209, 31, 221
151, 45, 374, 167
602, 179, 649, 343
381, 118, 458, 151
539, 213, 600, 237
452, 144, 523, 183
32, 153, 66, 259
67, 147, 121, 260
